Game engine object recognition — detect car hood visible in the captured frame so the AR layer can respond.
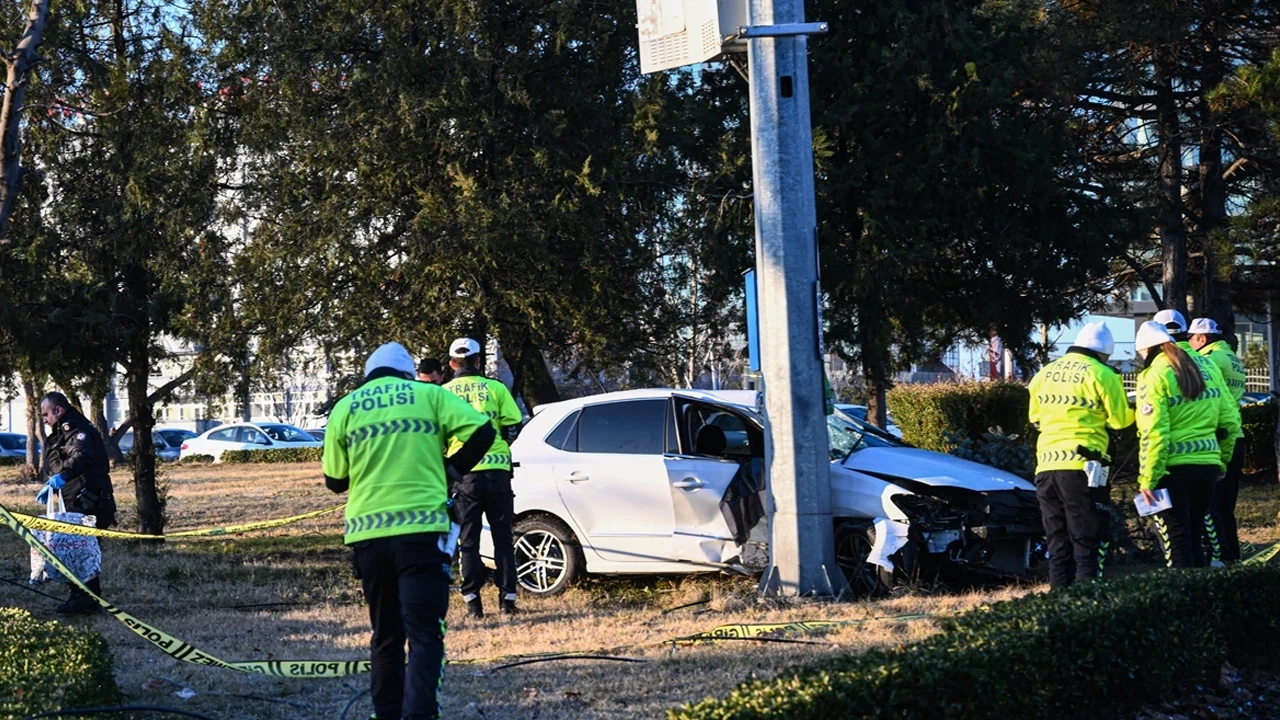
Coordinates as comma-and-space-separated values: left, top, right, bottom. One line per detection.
842, 447, 1034, 492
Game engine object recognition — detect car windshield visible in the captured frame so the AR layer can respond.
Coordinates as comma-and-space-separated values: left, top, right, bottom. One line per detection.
158, 429, 197, 444
259, 424, 317, 443
827, 413, 905, 461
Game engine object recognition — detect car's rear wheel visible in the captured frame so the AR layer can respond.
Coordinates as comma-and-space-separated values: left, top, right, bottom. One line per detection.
835, 521, 895, 598
513, 516, 583, 596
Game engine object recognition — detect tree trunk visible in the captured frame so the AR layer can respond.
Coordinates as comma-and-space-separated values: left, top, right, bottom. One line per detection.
500, 330, 560, 409
0, 0, 51, 239
1199, 45, 1233, 339
1155, 49, 1188, 317
22, 373, 41, 472
128, 335, 164, 534
858, 286, 890, 429
1270, 288, 1280, 483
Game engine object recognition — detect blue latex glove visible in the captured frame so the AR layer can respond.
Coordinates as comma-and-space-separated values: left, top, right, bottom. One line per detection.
35, 474, 65, 505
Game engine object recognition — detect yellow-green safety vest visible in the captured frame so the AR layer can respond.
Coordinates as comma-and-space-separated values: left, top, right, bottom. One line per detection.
1028, 351, 1134, 473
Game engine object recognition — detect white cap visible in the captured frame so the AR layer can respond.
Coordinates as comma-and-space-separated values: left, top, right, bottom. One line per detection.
1189, 317, 1221, 335
449, 337, 482, 358
1152, 309, 1187, 334
364, 342, 416, 378
1072, 321, 1115, 356
1135, 321, 1176, 353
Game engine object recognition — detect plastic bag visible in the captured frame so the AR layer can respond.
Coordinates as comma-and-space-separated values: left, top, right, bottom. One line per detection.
29, 491, 102, 585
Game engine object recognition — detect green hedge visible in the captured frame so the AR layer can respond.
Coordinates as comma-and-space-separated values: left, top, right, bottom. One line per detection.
221, 447, 323, 463
1240, 401, 1277, 477
0, 456, 22, 466
670, 565, 1280, 720
0, 607, 120, 717
177, 454, 215, 464
886, 381, 1031, 452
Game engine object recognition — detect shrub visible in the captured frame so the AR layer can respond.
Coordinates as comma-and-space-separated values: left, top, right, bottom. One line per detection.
0, 456, 22, 466
1240, 401, 1277, 477
177, 454, 215, 464
887, 381, 1031, 452
221, 447, 323, 463
0, 607, 120, 717
669, 565, 1280, 720
944, 426, 1035, 479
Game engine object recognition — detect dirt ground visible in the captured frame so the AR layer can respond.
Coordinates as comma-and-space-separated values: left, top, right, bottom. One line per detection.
1, 464, 1277, 720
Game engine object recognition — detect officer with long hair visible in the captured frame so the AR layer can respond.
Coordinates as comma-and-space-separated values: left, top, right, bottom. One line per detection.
1133, 322, 1239, 568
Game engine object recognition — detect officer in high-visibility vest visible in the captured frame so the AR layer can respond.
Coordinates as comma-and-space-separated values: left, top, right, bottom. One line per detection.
1153, 309, 1241, 563
1028, 322, 1133, 589
1133, 322, 1240, 569
1189, 317, 1248, 563
323, 342, 495, 720
444, 337, 524, 618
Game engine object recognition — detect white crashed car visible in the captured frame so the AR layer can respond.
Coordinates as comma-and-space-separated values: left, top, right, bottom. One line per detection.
483, 389, 1042, 596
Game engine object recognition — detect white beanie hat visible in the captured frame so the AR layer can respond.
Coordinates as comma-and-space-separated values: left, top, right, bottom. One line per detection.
364, 342, 416, 378
1188, 317, 1221, 335
1135, 321, 1176, 353
1152, 309, 1187, 334
1072, 321, 1115, 356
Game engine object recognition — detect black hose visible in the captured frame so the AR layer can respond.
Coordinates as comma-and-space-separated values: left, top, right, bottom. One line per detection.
22, 705, 219, 719
0, 575, 64, 601
488, 655, 648, 673
339, 688, 369, 720
668, 635, 833, 646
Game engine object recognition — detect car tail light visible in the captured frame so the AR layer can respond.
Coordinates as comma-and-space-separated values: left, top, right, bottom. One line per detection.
181, 443, 189, 450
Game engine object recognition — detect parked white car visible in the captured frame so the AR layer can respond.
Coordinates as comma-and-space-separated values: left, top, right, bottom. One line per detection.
179, 422, 321, 462
482, 389, 1042, 597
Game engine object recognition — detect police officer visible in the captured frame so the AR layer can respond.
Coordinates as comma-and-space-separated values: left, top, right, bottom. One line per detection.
1133, 322, 1239, 568
36, 392, 116, 614
1028, 322, 1133, 589
1189, 317, 1248, 563
323, 342, 495, 720
444, 337, 523, 618
1153, 309, 1242, 563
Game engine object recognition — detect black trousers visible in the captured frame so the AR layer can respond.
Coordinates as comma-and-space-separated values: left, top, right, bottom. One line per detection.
455, 470, 516, 600
353, 533, 451, 720
1035, 470, 1112, 589
1153, 464, 1217, 569
1209, 443, 1244, 563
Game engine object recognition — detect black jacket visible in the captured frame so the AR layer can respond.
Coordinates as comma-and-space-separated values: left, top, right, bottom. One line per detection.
42, 410, 116, 528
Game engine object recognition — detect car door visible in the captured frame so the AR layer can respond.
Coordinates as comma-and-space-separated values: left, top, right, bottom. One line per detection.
201, 427, 240, 460
666, 398, 763, 563
552, 398, 676, 563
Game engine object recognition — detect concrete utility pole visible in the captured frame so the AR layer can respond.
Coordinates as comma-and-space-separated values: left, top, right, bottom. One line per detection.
742, 0, 841, 597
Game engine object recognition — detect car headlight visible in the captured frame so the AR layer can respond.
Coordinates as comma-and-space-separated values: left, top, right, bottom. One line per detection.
890, 494, 964, 530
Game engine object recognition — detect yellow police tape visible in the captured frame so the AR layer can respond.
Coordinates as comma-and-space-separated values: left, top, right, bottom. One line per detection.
3, 500, 935, 675
8, 502, 345, 539
666, 615, 935, 645
1243, 542, 1280, 566
1, 502, 370, 678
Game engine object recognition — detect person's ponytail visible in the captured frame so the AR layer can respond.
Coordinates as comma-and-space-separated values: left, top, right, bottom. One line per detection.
1159, 343, 1205, 399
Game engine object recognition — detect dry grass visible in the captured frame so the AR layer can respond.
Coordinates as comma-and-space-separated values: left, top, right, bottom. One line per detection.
0, 464, 1277, 720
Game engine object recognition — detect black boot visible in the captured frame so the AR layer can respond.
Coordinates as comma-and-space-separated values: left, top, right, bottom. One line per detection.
465, 597, 484, 619
500, 593, 519, 615
56, 578, 102, 615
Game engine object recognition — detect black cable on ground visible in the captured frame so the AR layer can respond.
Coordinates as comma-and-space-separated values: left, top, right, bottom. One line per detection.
0, 575, 64, 601
667, 636, 833, 646
22, 705, 219, 719
660, 598, 711, 614
488, 655, 648, 673
339, 688, 369, 720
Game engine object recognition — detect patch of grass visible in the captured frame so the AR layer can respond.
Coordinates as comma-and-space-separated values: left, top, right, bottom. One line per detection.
1238, 482, 1280, 529
0, 467, 1275, 719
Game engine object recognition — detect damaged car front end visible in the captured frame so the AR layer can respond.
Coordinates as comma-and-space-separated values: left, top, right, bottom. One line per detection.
826, 415, 1044, 594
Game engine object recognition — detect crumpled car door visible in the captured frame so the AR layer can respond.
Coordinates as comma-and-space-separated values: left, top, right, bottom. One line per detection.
665, 455, 742, 564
